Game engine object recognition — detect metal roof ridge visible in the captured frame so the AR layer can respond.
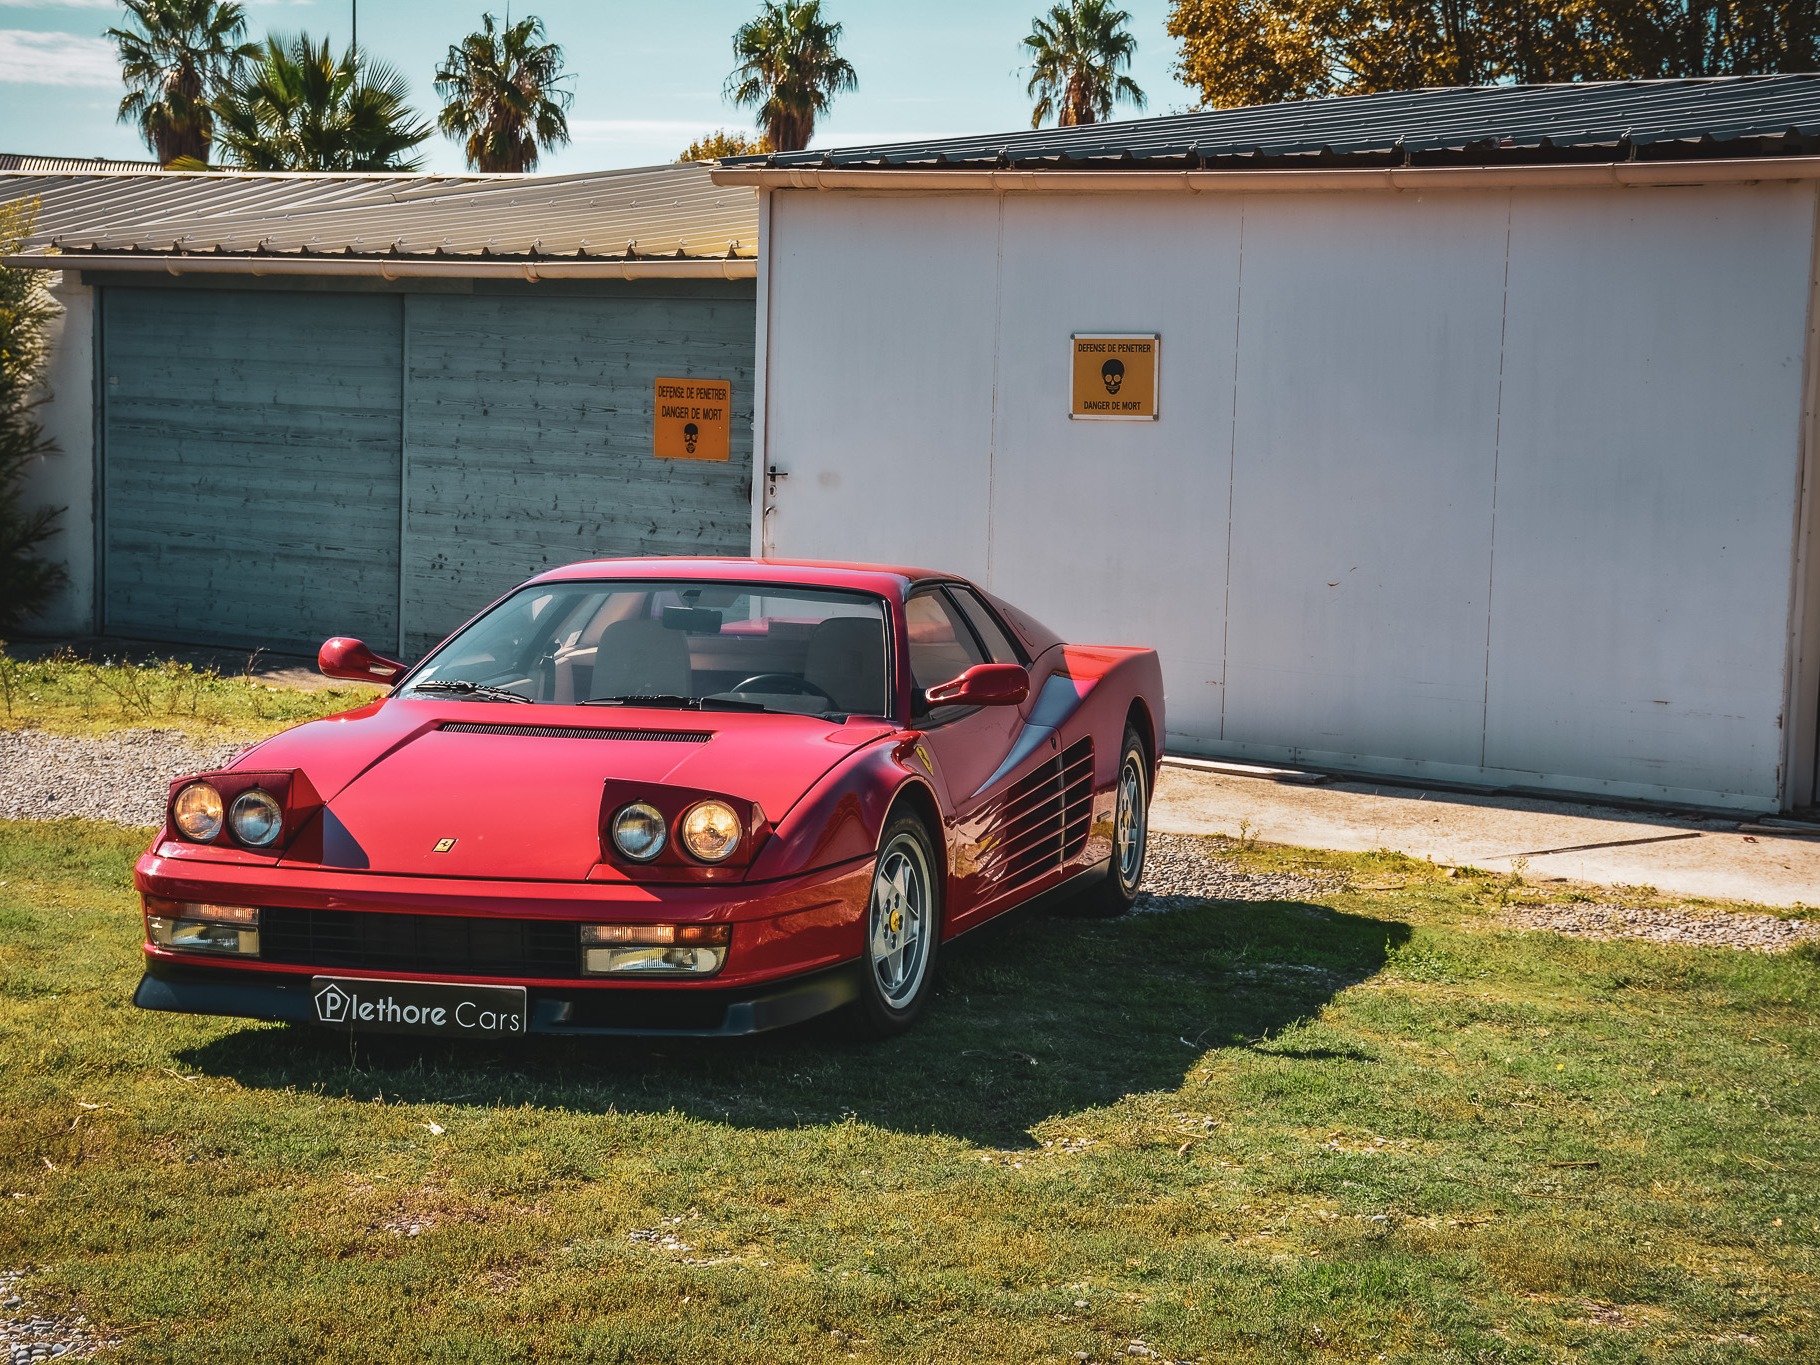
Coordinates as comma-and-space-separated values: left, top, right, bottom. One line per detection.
711, 154, 1820, 193
730, 73, 1820, 170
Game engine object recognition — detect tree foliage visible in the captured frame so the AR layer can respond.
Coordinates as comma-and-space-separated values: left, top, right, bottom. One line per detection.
1025, 0, 1148, 128
677, 129, 772, 161
106, 0, 258, 166
1169, 0, 1820, 108
0, 200, 66, 632
725, 1, 857, 153
209, 35, 432, 171
434, 13, 573, 174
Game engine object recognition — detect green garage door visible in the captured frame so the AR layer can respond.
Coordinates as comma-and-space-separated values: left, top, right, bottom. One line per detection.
401, 282, 755, 656
101, 287, 403, 651
99, 280, 756, 659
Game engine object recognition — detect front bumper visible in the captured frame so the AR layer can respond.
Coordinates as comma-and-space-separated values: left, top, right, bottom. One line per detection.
135, 957, 862, 1037
132, 850, 874, 1035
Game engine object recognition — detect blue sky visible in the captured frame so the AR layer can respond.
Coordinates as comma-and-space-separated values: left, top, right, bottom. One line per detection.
0, 0, 1199, 171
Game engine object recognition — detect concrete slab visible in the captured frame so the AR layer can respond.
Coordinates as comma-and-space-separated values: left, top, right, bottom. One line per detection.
1152, 762, 1820, 908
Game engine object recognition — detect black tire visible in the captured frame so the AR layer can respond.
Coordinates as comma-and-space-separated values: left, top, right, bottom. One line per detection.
1080, 725, 1150, 917
853, 813, 943, 1037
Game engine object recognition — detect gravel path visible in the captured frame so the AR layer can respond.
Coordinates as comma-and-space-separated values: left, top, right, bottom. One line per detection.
1138, 833, 1820, 955
2, 1271, 116, 1363
4, 732, 1813, 956
1136, 832, 1343, 910
0, 729, 245, 826
1498, 901, 1820, 954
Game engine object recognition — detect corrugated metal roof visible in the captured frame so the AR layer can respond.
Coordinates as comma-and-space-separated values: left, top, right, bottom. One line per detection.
731, 74, 1820, 171
0, 161, 758, 262
0, 152, 158, 172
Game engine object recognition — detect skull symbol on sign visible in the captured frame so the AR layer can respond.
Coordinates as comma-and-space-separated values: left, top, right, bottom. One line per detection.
683, 422, 700, 454
1101, 359, 1125, 395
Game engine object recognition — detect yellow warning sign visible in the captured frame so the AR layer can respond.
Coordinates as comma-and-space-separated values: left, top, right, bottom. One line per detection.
654, 377, 733, 460
1071, 334, 1159, 420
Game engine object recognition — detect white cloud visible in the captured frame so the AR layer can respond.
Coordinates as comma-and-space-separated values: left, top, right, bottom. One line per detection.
0, 1, 116, 8
0, 30, 117, 86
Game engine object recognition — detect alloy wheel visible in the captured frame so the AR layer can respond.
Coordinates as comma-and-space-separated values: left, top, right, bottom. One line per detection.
868, 832, 932, 1008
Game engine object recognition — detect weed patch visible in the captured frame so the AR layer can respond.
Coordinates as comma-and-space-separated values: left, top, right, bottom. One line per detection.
0, 645, 371, 739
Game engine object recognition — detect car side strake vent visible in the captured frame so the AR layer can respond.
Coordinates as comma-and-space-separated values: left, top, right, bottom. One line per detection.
979, 738, 1094, 887
439, 722, 711, 743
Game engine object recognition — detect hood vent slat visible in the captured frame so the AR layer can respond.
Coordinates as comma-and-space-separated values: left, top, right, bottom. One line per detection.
439, 722, 711, 743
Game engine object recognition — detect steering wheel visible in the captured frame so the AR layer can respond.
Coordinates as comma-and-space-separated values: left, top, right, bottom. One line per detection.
731, 673, 837, 704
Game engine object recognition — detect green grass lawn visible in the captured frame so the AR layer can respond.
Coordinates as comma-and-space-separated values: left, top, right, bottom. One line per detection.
0, 819, 1814, 1363
0, 647, 375, 740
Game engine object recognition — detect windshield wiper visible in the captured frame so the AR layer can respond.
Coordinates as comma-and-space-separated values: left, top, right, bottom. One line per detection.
411, 679, 535, 704
580, 693, 767, 712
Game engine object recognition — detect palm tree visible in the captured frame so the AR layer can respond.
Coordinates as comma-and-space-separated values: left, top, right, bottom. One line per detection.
434, 14, 573, 173
724, 1, 857, 153
1025, 0, 1146, 128
106, 0, 259, 166
209, 35, 432, 172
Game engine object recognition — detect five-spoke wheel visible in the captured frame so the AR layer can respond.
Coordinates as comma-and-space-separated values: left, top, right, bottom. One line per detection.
1081, 725, 1150, 917
855, 814, 941, 1035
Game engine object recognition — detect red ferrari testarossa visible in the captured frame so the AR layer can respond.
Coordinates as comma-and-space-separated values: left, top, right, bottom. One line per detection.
134, 558, 1164, 1038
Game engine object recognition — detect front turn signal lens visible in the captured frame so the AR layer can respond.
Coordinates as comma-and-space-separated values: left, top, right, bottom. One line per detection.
144, 896, 260, 956
580, 922, 730, 975
679, 800, 742, 863
173, 782, 224, 841
611, 802, 667, 861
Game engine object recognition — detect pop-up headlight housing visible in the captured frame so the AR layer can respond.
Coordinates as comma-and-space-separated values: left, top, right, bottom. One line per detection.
596, 781, 768, 882
165, 770, 321, 853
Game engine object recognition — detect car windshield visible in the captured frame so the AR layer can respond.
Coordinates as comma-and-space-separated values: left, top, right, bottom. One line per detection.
397, 580, 891, 718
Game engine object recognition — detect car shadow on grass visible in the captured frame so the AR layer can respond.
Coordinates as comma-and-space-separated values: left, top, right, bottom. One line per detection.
176, 898, 1410, 1146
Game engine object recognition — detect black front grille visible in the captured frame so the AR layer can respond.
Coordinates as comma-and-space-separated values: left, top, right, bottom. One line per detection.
260, 907, 581, 979
439, 722, 711, 743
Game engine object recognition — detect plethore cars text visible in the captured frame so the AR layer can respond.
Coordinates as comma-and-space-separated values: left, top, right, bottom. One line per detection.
134, 558, 1164, 1038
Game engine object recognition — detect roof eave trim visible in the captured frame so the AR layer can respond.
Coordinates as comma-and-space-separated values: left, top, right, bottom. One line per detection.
0, 253, 758, 280
710, 156, 1820, 192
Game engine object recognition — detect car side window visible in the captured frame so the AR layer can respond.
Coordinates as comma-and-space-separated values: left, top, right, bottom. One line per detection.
906, 589, 986, 693
947, 586, 1024, 665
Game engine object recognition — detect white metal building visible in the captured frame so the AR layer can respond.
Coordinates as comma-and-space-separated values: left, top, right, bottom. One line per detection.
716, 76, 1820, 814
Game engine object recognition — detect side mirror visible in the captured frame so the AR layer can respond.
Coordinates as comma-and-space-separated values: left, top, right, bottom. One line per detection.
925, 662, 1029, 708
318, 637, 406, 684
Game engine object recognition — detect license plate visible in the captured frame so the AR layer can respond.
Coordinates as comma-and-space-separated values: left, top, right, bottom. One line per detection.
310, 977, 527, 1037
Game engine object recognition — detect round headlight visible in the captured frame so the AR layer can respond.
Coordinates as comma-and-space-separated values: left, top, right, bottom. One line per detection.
611, 802, 668, 861
679, 800, 742, 863
172, 782, 224, 841
229, 789, 284, 847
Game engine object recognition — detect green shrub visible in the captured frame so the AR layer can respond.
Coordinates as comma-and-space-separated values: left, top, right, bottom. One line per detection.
0, 197, 66, 630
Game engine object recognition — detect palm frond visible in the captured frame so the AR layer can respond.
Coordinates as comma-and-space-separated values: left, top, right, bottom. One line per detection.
1023, 0, 1147, 128
724, 0, 857, 152
106, 0, 252, 164
209, 33, 430, 172
433, 12, 573, 172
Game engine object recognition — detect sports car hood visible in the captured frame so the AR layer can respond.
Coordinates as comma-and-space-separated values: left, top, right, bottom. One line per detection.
238, 700, 893, 880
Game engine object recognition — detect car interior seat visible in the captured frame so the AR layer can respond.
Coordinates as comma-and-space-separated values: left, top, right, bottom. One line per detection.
590, 618, 693, 699
802, 617, 888, 714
